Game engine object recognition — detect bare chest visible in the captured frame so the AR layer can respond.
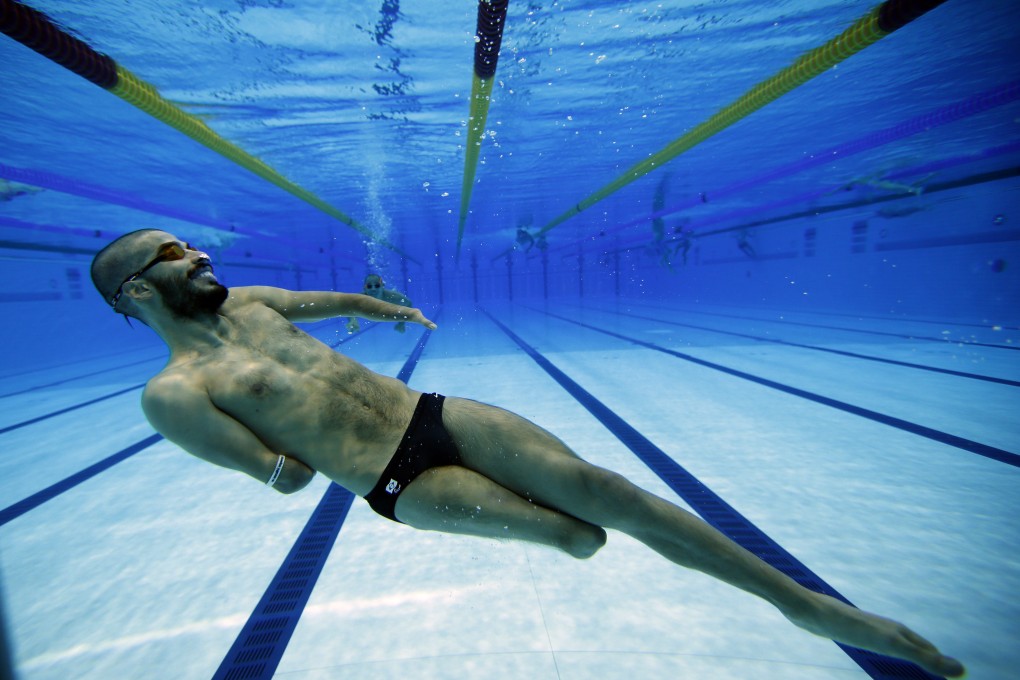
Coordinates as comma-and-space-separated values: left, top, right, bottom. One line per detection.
197, 313, 343, 423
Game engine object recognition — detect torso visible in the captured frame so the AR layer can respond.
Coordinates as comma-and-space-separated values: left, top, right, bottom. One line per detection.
154, 294, 419, 495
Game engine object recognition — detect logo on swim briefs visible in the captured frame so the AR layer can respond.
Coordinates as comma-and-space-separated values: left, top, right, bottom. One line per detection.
385, 478, 401, 494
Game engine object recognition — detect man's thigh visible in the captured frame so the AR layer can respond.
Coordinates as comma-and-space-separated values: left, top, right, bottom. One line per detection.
440, 396, 635, 524
394, 464, 597, 553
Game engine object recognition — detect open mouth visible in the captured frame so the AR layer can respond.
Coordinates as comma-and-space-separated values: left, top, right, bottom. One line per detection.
190, 264, 216, 281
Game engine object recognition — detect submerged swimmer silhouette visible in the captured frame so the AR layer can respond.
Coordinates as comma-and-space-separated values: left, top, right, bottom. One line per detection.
346, 273, 413, 333
89, 229, 966, 679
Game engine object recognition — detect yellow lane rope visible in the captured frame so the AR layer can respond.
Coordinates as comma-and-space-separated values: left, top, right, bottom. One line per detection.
536, 1, 941, 236
456, 74, 496, 259
110, 66, 412, 260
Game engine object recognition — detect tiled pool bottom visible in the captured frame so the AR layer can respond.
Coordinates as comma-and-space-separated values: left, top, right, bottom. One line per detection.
2, 301, 1017, 679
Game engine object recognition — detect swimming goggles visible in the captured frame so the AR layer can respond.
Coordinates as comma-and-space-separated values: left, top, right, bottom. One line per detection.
110, 242, 191, 309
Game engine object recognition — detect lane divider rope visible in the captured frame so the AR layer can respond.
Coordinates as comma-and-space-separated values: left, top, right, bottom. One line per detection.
456, 0, 510, 261
0, 0, 415, 262
536, 0, 951, 236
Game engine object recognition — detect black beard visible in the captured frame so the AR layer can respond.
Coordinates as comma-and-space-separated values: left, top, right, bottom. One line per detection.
155, 276, 229, 319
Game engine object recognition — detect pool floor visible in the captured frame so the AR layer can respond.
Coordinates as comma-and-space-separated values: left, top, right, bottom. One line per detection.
1, 300, 1017, 679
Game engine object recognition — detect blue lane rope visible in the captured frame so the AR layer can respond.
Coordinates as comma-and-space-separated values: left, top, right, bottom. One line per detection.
483, 310, 944, 680
539, 308, 1020, 469
213, 318, 437, 680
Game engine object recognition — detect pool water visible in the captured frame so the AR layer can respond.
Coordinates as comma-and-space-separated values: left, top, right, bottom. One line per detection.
1, 1, 1018, 678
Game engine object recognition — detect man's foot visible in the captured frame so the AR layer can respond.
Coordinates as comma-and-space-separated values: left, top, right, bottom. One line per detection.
783, 592, 965, 678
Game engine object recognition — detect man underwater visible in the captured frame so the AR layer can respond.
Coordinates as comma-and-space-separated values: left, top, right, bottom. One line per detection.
89, 229, 965, 679
346, 273, 412, 333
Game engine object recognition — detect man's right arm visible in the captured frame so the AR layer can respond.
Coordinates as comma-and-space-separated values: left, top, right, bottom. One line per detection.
142, 376, 315, 494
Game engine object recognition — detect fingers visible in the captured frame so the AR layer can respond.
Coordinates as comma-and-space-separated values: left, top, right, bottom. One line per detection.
411, 308, 437, 330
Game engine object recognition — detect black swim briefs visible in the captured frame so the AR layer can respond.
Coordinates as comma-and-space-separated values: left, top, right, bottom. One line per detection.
364, 392, 462, 523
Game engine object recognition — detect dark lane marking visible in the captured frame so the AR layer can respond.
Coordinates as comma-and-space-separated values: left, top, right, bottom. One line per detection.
574, 304, 1020, 387
620, 300, 1019, 351
0, 384, 146, 435
539, 309, 1019, 468
486, 311, 943, 680
0, 434, 164, 527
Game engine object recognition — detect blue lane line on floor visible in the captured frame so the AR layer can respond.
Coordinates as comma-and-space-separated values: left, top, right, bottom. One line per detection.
770, 307, 1020, 332
0, 323, 377, 525
327, 320, 378, 348
213, 322, 436, 680
0, 354, 165, 401
545, 309, 1020, 469
580, 304, 1020, 388
0, 434, 164, 527
0, 384, 146, 435
0, 323, 375, 437
624, 300, 1020, 351
0, 343, 159, 382
211, 483, 355, 680
485, 312, 942, 680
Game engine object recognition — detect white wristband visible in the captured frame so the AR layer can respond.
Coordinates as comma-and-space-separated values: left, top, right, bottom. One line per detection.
266, 455, 285, 488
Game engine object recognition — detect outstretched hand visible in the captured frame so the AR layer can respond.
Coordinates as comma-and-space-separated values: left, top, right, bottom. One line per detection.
408, 309, 437, 331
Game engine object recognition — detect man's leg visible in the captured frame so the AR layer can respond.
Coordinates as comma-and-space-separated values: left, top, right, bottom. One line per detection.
394, 465, 606, 559
437, 397, 965, 678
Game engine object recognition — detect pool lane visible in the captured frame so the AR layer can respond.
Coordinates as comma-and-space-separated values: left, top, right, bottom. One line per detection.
539, 303, 1020, 459
0, 319, 423, 680
616, 299, 1020, 351
484, 310, 940, 680
593, 299, 1020, 379
572, 304, 1019, 387
532, 308, 1019, 468
0, 323, 380, 520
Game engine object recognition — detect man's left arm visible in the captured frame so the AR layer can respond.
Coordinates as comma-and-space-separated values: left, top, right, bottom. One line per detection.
239, 285, 437, 329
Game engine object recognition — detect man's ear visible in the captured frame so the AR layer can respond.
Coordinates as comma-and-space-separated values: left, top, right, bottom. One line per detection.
123, 279, 155, 304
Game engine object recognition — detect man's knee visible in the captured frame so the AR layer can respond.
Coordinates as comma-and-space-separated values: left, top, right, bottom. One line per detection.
563, 522, 607, 559
581, 466, 642, 509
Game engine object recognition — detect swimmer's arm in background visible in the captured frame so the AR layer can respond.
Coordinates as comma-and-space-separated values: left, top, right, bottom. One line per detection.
239, 285, 437, 329
142, 375, 316, 494
383, 290, 412, 307
381, 290, 413, 332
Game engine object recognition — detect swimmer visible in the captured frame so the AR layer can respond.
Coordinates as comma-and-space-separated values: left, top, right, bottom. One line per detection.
840, 171, 935, 197
0, 179, 43, 202
515, 227, 535, 253
89, 229, 966, 679
346, 273, 412, 333
672, 227, 693, 265
737, 229, 757, 259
